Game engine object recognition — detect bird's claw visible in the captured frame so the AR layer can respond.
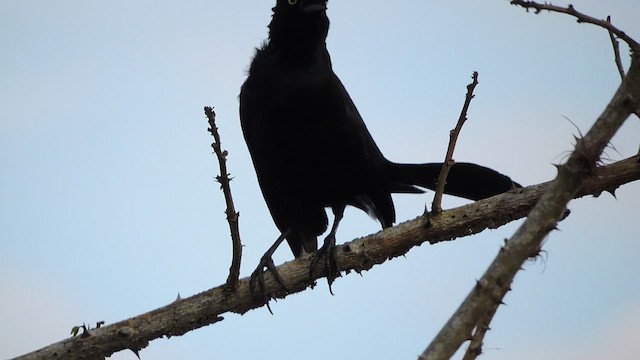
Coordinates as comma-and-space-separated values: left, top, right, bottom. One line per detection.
310, 235, 340, 295
250, 253, 288, 314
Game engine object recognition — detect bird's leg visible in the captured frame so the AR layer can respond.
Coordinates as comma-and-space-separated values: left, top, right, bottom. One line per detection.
250, 229, 291, 314
310, 205, 345, 295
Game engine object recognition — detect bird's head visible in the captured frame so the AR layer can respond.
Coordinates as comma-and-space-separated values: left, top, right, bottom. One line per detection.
268, 0, 329, 45
274, 0, 328, 15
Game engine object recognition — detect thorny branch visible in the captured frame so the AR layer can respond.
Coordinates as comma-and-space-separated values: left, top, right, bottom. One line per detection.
431, 71, 479, 214
421, 3, 640, 359
510, 0, 640, 52
205, 106, 243, 290
13, 154, 640, 360
422, 61, 640, 360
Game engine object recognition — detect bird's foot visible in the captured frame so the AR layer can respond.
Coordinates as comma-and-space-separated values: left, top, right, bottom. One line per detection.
310, 234, 339, 295
249, 234, 289, 314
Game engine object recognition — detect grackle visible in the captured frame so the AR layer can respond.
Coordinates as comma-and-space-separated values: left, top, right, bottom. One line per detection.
239, 0, 519, 292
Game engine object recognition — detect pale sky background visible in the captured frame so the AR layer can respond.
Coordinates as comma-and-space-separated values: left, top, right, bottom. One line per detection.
1, 1, 639, 359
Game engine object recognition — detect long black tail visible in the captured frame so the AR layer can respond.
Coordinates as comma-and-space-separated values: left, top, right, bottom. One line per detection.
388, 162, 520, 201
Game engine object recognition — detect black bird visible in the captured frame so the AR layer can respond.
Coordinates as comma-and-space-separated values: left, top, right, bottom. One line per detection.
240, 0, 518, 289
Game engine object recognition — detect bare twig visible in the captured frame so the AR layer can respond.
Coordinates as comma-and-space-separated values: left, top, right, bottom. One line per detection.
461, 298, 501, 360
205, 106, 242, 290
606, 16, 626, 80
511, 1, 640, 119
510, 1, 640, 52
431, 72, 479, 213
420, 40, 640, 360
13, 155, 640, 359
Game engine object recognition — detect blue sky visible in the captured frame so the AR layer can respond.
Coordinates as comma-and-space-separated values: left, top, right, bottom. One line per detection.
1, 1, 639, 359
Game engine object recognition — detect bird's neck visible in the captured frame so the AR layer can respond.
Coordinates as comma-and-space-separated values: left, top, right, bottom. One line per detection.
267, 13, 329, 55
